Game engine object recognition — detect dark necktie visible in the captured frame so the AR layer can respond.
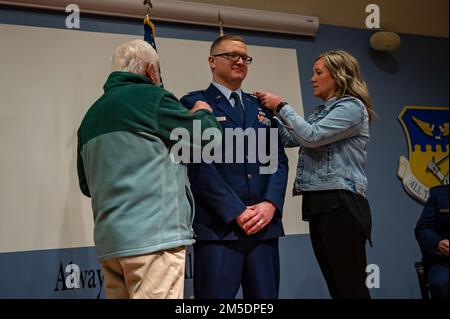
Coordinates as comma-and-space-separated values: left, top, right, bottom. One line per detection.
230, 92, 245, 125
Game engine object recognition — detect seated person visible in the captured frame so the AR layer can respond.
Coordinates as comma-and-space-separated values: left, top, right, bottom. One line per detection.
415, 184, 449, 299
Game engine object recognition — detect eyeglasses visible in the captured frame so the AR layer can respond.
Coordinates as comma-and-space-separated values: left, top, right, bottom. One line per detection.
212, 52, 253, 64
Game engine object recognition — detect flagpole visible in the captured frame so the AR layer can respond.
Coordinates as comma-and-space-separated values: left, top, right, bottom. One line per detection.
218, 11, 224, 36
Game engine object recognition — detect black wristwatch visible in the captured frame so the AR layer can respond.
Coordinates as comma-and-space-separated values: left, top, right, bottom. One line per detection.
276, 101, 288, 113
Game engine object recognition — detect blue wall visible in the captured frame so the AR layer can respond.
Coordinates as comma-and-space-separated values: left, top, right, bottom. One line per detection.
0, 5, 448, 299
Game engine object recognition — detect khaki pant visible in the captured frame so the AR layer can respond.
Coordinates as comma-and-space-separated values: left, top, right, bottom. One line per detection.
100, 246, 186, 299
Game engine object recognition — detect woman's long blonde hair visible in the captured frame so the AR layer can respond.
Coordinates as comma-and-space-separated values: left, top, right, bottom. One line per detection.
318, 50, 377, 124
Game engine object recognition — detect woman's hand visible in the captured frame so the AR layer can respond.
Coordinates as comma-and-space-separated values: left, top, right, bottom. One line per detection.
254, 91, 283, 110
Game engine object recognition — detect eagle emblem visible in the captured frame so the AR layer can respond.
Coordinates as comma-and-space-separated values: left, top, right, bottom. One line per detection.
412, 116, 449, 140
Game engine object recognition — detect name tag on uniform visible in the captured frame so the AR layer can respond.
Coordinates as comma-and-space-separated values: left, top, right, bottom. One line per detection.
439, 208, 449, 213
216, 116, 227, 122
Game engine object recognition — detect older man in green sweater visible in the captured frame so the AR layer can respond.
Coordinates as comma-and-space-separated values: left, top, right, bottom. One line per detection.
77, 39, 220, 299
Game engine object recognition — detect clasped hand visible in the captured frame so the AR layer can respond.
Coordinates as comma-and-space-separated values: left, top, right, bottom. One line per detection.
438, 239, 449, 256
235, 201, 276, 235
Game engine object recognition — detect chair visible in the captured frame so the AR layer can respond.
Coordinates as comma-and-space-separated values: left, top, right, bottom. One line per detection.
415, 261, 430, 299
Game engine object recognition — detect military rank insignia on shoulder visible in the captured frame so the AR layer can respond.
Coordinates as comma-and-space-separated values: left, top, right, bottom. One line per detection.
186, 90, 206, 96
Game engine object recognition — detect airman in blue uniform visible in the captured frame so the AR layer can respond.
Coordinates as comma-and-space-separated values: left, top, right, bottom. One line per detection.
181, 35, 288, 299
415, 185, 449, 299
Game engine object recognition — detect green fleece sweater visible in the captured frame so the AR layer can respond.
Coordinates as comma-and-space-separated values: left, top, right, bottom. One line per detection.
77, 71, 220, 260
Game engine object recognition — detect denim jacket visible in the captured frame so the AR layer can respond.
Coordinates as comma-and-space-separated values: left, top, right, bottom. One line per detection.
277, 96, 370, 196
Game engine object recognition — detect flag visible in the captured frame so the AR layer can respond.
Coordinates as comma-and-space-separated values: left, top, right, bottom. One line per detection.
144, 16, 164, 87
144, 16, 157, 51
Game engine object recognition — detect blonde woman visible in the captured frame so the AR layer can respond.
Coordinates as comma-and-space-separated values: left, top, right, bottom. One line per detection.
256, 50, 375, 299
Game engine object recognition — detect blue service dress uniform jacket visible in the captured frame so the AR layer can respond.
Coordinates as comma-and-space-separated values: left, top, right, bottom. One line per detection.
416, 185, 449, 264
180, 84, 289, 241
415, 184, 449, 299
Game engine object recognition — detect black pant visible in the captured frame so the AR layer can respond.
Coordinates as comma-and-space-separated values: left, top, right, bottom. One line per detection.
309, 206, 371, 299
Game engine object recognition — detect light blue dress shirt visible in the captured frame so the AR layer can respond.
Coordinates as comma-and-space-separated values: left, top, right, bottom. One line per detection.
212, 81, 244, 110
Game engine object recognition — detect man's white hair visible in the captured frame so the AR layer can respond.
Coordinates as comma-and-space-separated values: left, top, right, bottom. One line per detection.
111, 39, 159, 75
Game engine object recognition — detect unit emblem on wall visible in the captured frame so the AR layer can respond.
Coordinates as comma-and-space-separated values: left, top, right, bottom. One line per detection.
398, 106, 449, 203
